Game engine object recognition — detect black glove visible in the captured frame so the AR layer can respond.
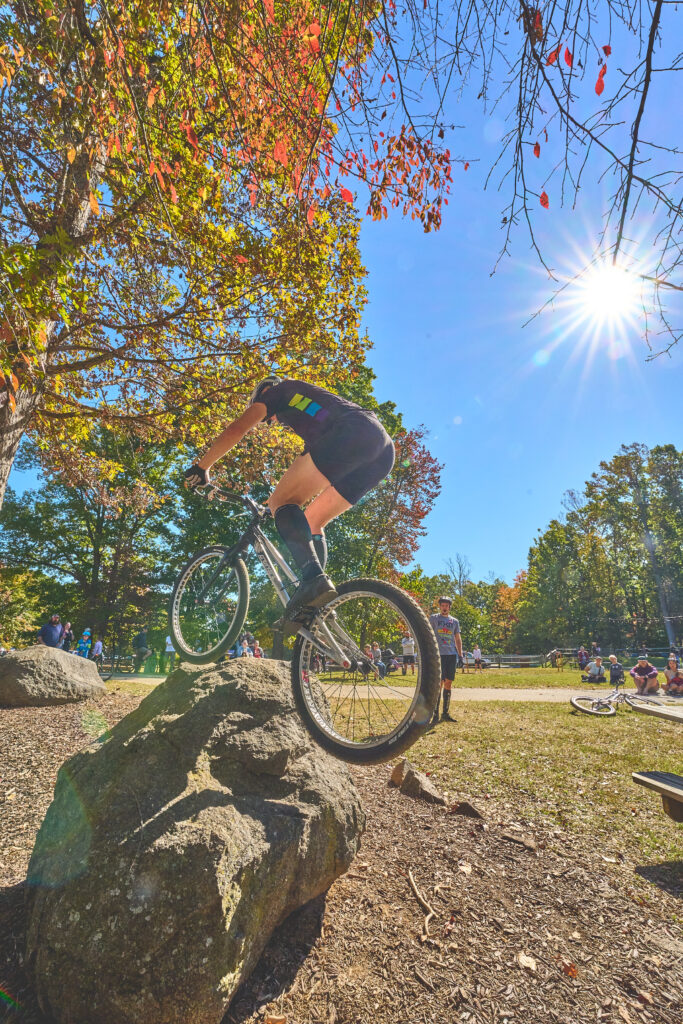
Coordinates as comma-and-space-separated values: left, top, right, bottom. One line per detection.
184, 464, 210, 489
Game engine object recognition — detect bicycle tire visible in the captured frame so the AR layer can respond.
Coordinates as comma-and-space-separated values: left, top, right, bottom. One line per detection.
570, 695, 616, 717
624, 693, 661, 708
290, 578, 440, 765
169, 546, 249, 664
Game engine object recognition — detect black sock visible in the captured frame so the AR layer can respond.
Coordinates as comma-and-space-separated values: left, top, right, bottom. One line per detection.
311, 532, 328, 571
274, 504, 322, 582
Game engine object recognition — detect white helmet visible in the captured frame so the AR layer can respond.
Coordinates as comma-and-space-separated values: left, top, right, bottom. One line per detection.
249, 375, 281, 405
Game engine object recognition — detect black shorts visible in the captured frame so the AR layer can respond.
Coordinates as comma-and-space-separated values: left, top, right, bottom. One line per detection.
309, 411, 395, 505
440, 654, 457, 682
403, 654, 415, 665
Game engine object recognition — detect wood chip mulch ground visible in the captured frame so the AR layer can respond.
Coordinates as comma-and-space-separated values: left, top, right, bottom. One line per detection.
1, 694, 682, 1024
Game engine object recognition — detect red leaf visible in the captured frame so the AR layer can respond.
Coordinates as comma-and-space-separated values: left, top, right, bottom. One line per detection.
540, 191, 549, 209
564, 47, 573, 67
340, 187, 353, 202
273, 139, 288, 167
562, 962, 579, 979
306, 204, 316, 226
117, 38, 125, 59
602, 45, 612, 57
464, 161, 469, 171
533, 142, 541, 158
169, 183, 178, 204
599, 64, 607, 79
544, 128, 548, 142
308, 21, 322, 36
595, 75, 605, 96
546, 47, 559, 65
235, 255, 248, 264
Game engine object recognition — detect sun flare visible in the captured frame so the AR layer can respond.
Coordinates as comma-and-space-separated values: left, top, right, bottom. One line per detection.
576, 261, 640, 327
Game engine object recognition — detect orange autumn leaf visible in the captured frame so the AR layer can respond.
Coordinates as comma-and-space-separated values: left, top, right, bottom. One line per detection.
89, 192, 100, 215
464, 161, 469, 170
540, 191, 549, 209
340, 187, 353, 202
562, 962, 578, 979
564, 47, 573, 67
546, 46, 559, 65
533, 142, 541, 158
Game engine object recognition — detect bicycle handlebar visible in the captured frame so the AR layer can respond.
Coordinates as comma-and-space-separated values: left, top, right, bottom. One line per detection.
195, 483, 268, 518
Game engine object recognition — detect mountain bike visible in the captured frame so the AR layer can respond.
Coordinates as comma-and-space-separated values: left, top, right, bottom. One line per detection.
570, 680, 662, 717
169, 485, 440, 764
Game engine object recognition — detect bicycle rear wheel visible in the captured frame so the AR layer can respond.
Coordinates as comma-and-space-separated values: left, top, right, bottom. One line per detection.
570, 695, 616, 717
290, 578, 440, 764
169, 546, 249, 664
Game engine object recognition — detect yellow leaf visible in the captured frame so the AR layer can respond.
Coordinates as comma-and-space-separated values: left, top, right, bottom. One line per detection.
89, 192, 100, 215
67, 147, 76, 163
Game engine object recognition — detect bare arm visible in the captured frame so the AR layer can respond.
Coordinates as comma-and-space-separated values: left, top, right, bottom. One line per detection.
197, 403, 267, 471
455, 632, 463, 659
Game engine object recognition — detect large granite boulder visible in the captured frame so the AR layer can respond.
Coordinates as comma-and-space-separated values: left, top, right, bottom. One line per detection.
0, 645, 105, 706
25, 659, 365, 1024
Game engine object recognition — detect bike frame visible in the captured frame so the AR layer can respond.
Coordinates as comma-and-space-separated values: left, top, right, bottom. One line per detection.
196, 485, 359, 671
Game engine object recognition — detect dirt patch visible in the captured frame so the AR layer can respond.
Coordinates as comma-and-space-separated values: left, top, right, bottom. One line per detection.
1, 695, 682, 1024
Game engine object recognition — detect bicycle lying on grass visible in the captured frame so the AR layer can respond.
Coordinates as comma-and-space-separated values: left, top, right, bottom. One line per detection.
570, 680, 662, 717
169, 485, 440, 764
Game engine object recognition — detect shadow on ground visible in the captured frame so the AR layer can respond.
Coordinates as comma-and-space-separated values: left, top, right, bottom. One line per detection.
635, 861, 683, 900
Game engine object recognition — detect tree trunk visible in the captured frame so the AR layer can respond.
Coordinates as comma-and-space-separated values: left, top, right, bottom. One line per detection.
0, 386, 43, 510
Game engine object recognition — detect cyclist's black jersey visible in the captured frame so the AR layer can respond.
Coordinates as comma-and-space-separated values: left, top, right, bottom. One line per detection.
261, 379, 394, 504
261, 379, 367, 449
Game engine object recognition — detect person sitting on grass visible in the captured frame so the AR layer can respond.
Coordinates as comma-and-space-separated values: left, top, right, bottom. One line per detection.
630, 655, 659, 694
607, 654, 625, 687
581, 655, 606, 684
663, 656, 683, 696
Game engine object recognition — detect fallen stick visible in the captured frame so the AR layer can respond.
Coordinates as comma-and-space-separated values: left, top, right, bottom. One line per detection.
408, 867, 435, 939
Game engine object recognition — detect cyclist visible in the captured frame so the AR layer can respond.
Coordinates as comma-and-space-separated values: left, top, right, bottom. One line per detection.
184, 377, 395, 629
429, 596, 462, 723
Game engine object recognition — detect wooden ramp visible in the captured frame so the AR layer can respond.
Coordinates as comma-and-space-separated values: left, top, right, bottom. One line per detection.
633, 771, 683, 823
629, 702, 683, 725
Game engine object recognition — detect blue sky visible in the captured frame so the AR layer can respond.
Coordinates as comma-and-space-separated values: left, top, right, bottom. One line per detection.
358, 121, 682, 584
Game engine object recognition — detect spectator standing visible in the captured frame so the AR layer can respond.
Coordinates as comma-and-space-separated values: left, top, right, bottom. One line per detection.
630, 655, 659, 694
90, 636, 103, 670
75, 629, 92, 658
608, 655, 625, 686
429, 596, 462, 724
37, 614, 63, 648
132, 628, 152, 673
472, 644, 483, 673
60, 621, 74, 651
253, 641, 264, 659
164, 635, 176, 673
577, 646, 589, 670
401, 631, 416, 676
581, 656, 606, 683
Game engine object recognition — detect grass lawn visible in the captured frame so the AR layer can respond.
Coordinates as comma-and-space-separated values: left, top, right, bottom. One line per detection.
105, 677, 159, 697
410, 700, 683, 871
453, 665, 626, 689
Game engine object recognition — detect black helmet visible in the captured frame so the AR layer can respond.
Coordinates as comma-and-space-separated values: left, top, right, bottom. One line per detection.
249, 375, 281, 405
438, 596, 452, 605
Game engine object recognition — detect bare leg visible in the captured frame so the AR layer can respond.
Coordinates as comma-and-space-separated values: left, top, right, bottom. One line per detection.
267, 453, 331, 513
305, 485, 352, 532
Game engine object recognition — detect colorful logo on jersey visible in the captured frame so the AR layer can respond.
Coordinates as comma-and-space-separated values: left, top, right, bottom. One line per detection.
288, 393, 330, 422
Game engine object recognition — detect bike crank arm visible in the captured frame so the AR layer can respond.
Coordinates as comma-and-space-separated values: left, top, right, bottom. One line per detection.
297, 617, 380, 679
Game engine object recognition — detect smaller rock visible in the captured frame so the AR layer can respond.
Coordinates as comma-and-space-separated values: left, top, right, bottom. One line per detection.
389, 757, 408, 787
449, 800, 485, 819
0, 646, 105, 707
401, 766, 446, 805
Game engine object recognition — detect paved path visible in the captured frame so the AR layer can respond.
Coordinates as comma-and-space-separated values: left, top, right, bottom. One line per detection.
109, 676, 683, 715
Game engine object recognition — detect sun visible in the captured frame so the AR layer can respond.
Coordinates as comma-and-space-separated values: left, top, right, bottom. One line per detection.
575, 261, 641, 327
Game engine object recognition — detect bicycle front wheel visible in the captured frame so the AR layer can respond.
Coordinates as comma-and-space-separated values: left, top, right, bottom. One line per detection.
169, 546, 249, 664
624, 693, 661, 708
570, 695, 616, 717
291, 578, 440, 765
